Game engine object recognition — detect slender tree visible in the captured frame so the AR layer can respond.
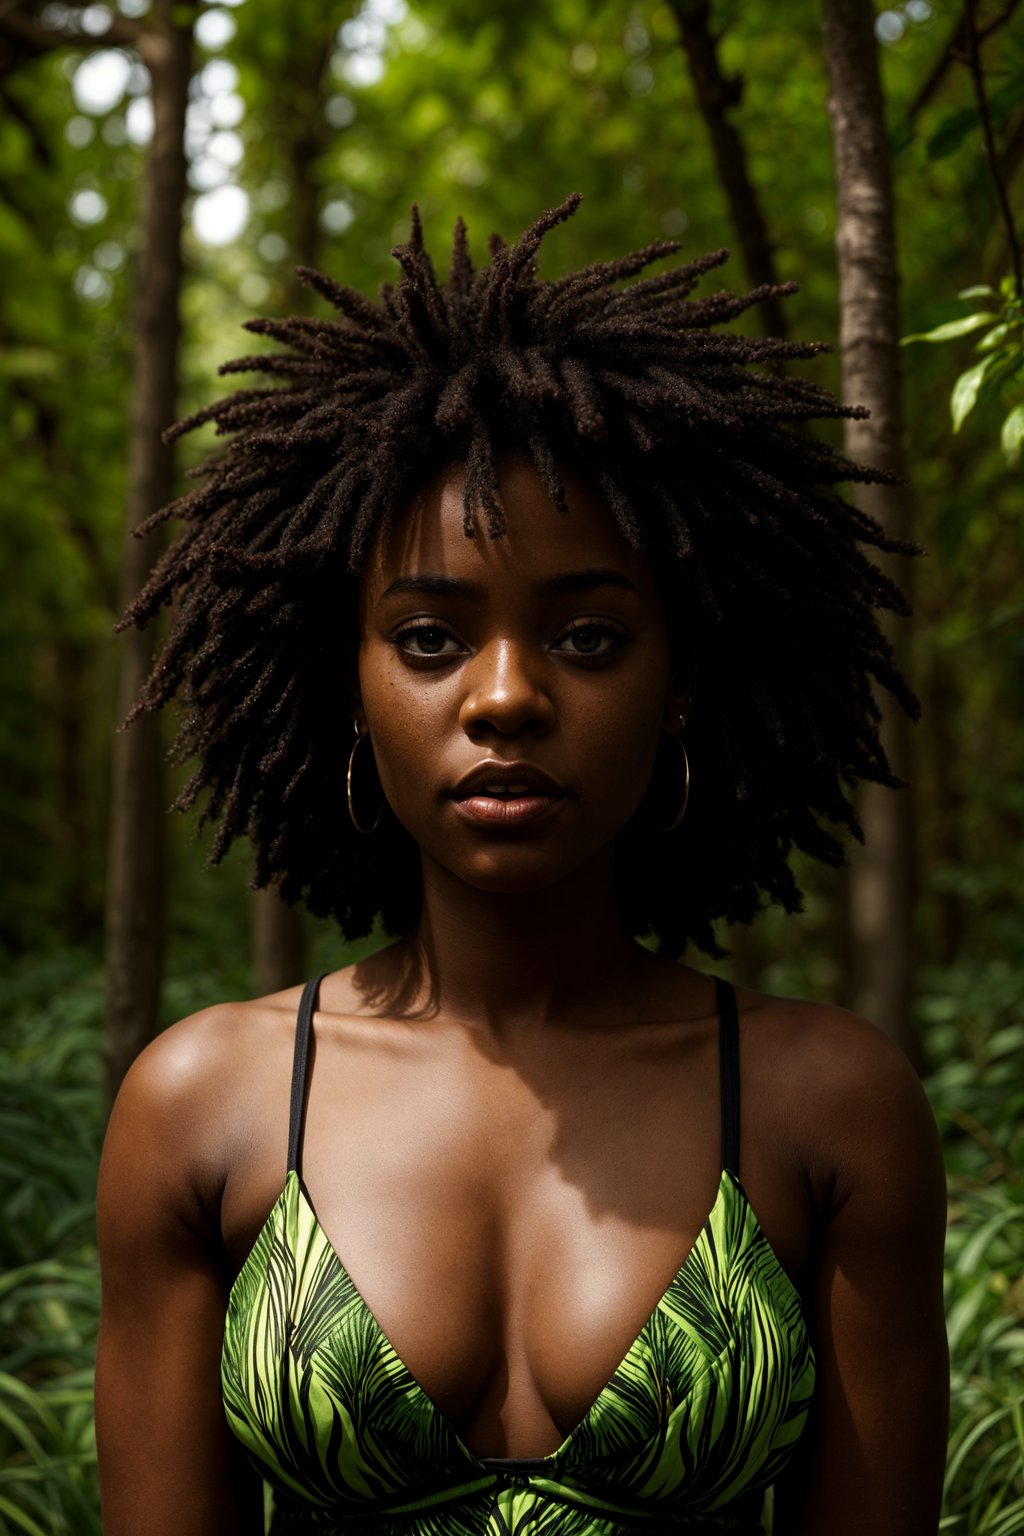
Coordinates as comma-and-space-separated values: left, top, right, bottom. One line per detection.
241, 0, 349, 993
669, 0, 788, 337
821, 0, 919, 1055
105, 0, 195, 1104
0, 0, 195, 1096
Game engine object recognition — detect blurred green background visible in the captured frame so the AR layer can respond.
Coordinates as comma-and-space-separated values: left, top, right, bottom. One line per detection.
1, 0, 1022, 1529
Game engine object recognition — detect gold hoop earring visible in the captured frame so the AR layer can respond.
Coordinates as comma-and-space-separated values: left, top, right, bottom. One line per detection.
346, 725, 382, 835
663, 736, 690, 833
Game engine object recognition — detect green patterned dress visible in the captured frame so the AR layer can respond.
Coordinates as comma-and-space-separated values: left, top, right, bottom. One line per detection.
222, 977, 816, 1533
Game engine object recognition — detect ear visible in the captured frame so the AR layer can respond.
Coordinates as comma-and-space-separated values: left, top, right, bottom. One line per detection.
351, 684, 366, 736
662, 675, 693, 738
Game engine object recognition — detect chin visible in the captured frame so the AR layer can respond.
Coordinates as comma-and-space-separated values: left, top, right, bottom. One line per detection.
447, 844, 601, 897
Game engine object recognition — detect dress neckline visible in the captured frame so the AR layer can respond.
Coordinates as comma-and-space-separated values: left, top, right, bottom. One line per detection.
226, 1161, 806, 1471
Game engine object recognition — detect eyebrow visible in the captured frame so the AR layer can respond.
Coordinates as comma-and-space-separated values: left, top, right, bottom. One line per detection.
379, 567, 640, 601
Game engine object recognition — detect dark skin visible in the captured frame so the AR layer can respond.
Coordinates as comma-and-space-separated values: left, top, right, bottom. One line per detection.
95, 456, 949, 1535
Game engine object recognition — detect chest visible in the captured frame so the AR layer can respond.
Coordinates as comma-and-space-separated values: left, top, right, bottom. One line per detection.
223, 1166, 817, 1512
222, 1022, 811, 1457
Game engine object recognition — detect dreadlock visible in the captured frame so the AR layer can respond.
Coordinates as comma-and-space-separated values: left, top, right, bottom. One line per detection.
120, 192, 920, 958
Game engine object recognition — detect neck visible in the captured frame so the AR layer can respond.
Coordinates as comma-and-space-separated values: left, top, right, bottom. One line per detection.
400, 847, 653, 1034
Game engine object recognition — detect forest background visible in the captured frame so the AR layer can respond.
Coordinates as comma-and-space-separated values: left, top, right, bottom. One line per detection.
1, 0, 1022, 1530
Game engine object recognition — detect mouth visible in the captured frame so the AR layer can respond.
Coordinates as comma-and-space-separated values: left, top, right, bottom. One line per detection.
467, 784, 546, 800
451, 762, 567, 828
452, 761, 566, 799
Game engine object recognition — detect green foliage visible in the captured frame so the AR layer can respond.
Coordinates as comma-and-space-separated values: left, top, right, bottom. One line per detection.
0, 956, 104, 1535
902, 277, 1024, 459
922, 968, 1024, 1533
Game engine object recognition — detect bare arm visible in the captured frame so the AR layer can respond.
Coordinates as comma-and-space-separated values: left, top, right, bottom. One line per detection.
95, 1014, 265, 1536
774, 1019, 949, 1535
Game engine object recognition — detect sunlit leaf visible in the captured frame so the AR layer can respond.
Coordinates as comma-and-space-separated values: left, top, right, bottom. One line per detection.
902, 313, 998, 345
951, 354, 999, 432
977, 322, 1013, 352
1000, 402, 1024, 464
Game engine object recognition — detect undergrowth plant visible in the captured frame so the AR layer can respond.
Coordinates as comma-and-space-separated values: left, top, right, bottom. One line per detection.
0, 955, 103, 1536
920, 962, 1024, 1535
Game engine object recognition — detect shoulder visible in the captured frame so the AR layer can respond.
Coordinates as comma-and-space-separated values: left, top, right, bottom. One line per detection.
739, 989, 944, 1220
741, 988, 927, 1108
100, 988, 305, 1219
739, 987, 926, 1104
110, 993, 289, 1120
105, 958, 385, 1154
748, 990, 923, 1098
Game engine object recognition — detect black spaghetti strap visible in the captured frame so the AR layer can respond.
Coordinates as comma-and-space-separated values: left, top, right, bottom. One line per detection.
714, 976, 741, 1178
287, 975, 326, 1175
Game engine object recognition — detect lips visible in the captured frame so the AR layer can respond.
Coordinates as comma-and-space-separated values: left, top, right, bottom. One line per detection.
451, 762, 567, 829
451, 762, 566, 801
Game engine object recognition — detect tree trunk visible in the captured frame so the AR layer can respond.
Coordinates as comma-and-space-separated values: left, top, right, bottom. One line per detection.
253, 890, 309, 995
104, 2, 193, 1109
248, 29, 333, 995
670, 0, 789, 337
821, 0, 919, 1058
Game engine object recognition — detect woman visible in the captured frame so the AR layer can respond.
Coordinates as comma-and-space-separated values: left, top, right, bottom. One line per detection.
95, 195, 949, 1534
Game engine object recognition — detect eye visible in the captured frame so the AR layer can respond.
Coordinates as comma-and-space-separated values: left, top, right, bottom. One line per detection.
553, 620, 628, 661
392, 622, 466, 663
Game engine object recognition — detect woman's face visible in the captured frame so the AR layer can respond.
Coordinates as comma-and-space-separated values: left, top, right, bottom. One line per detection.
356, 455, 686, 896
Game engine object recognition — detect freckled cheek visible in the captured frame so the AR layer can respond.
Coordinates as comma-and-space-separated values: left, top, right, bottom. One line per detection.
358, 651, 458, 807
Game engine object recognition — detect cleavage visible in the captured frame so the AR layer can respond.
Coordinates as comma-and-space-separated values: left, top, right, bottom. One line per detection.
297, 1144, 725, 1458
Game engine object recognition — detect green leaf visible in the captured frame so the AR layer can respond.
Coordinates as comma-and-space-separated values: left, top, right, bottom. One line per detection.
951, 355, 999, 432
977, 322, 1014, 352
1000, 402, 1024, 464
958, 284, 998, 301
956, 1206, 1024, 1275
902, 313, 998, 345
927, 107, 978, 161
0, 1494, 50, 1536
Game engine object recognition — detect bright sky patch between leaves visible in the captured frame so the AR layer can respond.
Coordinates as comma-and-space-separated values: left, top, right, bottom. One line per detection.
66, 0, 408, 250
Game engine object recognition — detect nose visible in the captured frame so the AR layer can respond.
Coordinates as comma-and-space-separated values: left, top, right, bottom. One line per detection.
458, 639, 555, 739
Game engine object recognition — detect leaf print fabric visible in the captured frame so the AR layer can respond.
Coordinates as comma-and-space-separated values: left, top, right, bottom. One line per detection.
222, 1167, 815, 1535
